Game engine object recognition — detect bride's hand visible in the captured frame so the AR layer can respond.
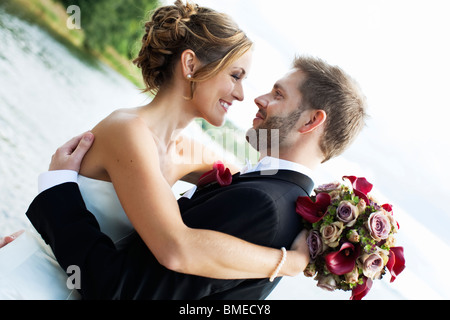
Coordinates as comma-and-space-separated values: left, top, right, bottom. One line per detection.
0, 230, 24, 249
289, 229, 311, 275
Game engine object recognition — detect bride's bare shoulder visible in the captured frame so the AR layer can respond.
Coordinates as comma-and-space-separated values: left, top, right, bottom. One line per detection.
97, 108, 143, 126
80, 108, 159, 180
89, 108, 158, 158
93, 108, 151, 137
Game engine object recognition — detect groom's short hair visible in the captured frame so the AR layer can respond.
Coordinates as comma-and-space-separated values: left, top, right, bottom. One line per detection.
294, 56, 368, 162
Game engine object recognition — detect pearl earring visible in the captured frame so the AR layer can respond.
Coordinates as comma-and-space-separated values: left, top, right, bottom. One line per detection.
187, 74, 192, 79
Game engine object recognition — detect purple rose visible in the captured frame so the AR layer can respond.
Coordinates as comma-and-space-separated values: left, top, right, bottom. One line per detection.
357, 250, 387, 280
367, 211, 391, 241
307, 230, 324, 260
337, 201, 359, 227
314, 181, 341, 194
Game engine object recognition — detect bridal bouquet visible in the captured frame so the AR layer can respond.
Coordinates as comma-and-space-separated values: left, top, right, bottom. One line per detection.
296, 176, 405, 300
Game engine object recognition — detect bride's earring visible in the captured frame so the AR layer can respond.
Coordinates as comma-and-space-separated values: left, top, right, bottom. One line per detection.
186, 74, 192, 80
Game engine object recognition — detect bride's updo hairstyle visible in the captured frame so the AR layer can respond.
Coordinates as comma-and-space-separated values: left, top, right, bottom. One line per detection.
133, 0, 253, 98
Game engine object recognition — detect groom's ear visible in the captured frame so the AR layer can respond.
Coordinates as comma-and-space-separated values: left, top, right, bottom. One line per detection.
180, 49, 199, 78
298, 109, 327, 134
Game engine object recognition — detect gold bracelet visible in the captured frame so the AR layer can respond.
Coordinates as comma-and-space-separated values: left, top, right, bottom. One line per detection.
269, 247, 287, 282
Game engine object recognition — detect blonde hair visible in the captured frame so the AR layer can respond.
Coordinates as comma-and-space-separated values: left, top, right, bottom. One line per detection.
133, 0, 253, 98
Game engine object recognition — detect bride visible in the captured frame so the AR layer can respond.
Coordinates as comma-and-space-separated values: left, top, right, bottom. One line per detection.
0, 0, 309, 299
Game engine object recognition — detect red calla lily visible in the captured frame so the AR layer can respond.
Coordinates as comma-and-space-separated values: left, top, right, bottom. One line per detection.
343, 176, 373, 205
325, 242, 360, 275
197, 161, 232, 187
387, 246, 405, 282
343, 176, 373, 194
351, 277, 373, 300
382, 203, 400, 229
296, 193, 331, 224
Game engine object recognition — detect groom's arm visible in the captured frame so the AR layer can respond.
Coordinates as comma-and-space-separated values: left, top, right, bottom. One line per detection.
26, 183, 131, 299
27, 182, 183, 300
26, 182, 284, 300
26, 132, 131, 298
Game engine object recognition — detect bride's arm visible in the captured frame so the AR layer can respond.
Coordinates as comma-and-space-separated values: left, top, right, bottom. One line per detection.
95, 116, 308, 280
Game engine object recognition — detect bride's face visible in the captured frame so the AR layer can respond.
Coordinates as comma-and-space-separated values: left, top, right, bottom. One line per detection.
192, 50, 252, 127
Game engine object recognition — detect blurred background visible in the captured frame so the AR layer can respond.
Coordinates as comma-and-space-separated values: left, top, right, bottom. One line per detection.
0, 0, 449, 300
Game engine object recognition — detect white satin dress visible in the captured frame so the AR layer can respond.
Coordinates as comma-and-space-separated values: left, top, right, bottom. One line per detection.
0, 175, 134, 300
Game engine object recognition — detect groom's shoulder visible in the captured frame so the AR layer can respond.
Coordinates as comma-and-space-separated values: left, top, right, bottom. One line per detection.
203, 178, 301, 217
232, 172, 307, 199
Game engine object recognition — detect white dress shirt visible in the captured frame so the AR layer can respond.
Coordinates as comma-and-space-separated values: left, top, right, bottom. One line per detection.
241, 156, 314, 178
38, 170, 78, 194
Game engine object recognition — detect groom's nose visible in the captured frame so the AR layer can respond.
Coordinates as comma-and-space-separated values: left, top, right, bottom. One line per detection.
254, 94, 268, 109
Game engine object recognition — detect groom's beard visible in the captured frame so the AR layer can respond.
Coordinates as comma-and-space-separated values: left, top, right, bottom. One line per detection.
246, 108, 303, 153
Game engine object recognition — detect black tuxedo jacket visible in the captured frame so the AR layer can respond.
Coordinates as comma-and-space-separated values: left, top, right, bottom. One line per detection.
26, 170, 313, 300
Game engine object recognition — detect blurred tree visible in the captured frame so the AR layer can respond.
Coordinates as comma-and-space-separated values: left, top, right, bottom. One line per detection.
55, 0, 159, 58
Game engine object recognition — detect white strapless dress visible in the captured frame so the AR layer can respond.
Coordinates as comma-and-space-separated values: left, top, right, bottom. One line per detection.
0, 175, 134, 300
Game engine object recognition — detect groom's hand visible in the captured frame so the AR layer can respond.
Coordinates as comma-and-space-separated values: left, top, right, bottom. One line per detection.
49, 132, 94, 172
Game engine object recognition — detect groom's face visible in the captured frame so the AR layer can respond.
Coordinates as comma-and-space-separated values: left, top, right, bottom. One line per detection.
247, 69, 306, 150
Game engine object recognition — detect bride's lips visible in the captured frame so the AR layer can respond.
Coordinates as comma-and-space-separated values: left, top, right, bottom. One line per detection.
220, 99, 231, 113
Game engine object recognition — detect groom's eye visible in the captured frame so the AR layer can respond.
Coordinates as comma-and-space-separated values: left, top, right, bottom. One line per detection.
274, 90, 283, 99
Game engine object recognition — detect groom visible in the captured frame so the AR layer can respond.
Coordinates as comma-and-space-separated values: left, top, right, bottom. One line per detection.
25, 56, 367, 299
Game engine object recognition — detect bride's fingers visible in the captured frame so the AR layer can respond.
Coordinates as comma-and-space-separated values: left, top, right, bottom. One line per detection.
0, 237, 7, 249
9, 229, 25, 239
0, 230, 24, 248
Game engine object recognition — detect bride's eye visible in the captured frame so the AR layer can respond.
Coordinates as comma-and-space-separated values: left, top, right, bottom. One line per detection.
231, 74, 241, 81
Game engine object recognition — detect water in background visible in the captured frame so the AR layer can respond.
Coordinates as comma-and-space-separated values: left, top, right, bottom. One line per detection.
0, 8, 148, 233
1, 8, 449, 300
